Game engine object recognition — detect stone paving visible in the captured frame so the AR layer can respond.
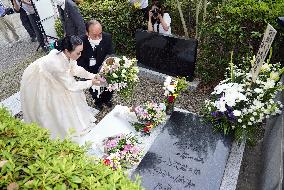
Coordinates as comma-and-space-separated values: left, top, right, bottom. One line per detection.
0, 0, 39, 71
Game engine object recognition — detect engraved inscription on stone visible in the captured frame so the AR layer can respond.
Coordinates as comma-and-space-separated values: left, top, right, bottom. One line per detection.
132, 111, 232, 190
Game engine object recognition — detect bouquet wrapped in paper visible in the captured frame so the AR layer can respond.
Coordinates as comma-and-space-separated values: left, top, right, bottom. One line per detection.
98, 56, 139, 99
131, 102, 166, 135
102, 133, 143, 170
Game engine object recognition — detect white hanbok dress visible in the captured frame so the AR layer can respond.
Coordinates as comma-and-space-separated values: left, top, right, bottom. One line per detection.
20, 49, 97, 139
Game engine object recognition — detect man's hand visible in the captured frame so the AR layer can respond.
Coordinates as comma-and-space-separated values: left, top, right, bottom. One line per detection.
22, 0, 32, 6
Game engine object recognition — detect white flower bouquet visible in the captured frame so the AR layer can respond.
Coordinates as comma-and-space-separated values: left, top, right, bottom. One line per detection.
99, 56, 139, 99
203, 56, 284, 141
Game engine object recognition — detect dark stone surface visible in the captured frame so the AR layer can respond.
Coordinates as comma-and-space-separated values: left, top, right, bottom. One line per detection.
260, 76, 284, 190
135, 31, 198, 81
132, 111, 232, 190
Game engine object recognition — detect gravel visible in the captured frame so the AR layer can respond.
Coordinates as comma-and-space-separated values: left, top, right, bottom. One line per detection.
85, 78, 210, 123
0, 51, 45, 101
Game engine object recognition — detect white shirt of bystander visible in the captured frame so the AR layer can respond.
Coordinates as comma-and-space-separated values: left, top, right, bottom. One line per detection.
15, 0, 35, 15
153, 13, 171, 35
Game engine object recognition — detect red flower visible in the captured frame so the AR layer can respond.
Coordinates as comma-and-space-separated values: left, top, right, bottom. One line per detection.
168, 95, 175, 103
103, 159, 111, 166
143, 127, 150, 133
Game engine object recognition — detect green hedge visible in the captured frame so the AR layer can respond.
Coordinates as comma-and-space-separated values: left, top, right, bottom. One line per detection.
55, 0, 193, 55
197, 0, 284, 83
54, 0, 284, 84
0, 108, 142, 189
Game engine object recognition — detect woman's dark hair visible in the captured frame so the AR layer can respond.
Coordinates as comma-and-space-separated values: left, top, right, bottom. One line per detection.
56, 35, 83, 52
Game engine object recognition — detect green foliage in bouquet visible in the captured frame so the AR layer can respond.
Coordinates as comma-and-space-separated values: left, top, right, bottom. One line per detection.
0, 108, 142, 189
163, 76, 188, 105
203, 54, 284, 142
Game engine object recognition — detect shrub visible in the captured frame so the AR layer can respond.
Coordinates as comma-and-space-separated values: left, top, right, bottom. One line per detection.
197, 0, 284, 83
54, 0, 195, 55
0, 108, 142, 189
55, 19, 64, 39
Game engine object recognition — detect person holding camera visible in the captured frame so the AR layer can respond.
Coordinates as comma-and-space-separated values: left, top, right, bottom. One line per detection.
0, 0, 19, 44
147, 1, 171, 35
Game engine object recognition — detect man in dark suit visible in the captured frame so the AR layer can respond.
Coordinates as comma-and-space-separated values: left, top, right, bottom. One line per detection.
77, 20, 115, 110
55, 0, 85, 36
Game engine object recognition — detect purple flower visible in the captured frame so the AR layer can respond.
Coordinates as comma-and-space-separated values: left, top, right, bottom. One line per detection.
211, 111, 218, 117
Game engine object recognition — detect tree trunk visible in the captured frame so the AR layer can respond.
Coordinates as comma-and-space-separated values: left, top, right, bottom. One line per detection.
195, 0, 203, 39
176, 0, 189, 38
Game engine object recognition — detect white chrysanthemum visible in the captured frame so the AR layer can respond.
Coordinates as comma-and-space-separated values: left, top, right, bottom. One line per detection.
248, 122, 252, 125
254, 88, 262, 93
112, 73, 118, 78
264, 79, 275, 89
215, 96, 226, 112
233, 110, 241, 117
261, 63, 270, 71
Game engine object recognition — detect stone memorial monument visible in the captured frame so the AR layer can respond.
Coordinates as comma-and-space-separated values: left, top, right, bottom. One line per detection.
132, 111, 232, 190
135, 31, 198, 81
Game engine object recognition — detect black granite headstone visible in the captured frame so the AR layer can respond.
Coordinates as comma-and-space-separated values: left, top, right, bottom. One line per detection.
132, 111, 232, 190
135, 31, 198, 81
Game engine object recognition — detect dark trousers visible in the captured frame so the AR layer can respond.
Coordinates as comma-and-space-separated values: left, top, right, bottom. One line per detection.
28, 13, 45, 49
89, 88, 113, 106
19, 9, 35, 38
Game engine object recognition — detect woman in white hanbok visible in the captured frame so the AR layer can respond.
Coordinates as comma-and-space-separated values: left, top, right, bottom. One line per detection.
20, 36, 101, 139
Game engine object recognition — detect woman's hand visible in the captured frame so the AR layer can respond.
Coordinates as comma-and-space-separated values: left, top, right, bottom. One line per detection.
92, 75, 107, 86
92, 78, 101, 86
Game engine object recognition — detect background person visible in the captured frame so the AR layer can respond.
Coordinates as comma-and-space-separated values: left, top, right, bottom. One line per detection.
55, 0, 85, 36
11, 0, 36, 42
77, 19, 115, 110
21, 35, 102, 139
147, 0, 171, 35
13, 0, 46, 50
0, 0, 19, 44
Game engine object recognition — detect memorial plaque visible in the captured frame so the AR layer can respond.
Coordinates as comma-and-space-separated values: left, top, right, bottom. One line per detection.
135, 31, 198, 81
132, 111, 232, 190
251, 24, 277, 82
